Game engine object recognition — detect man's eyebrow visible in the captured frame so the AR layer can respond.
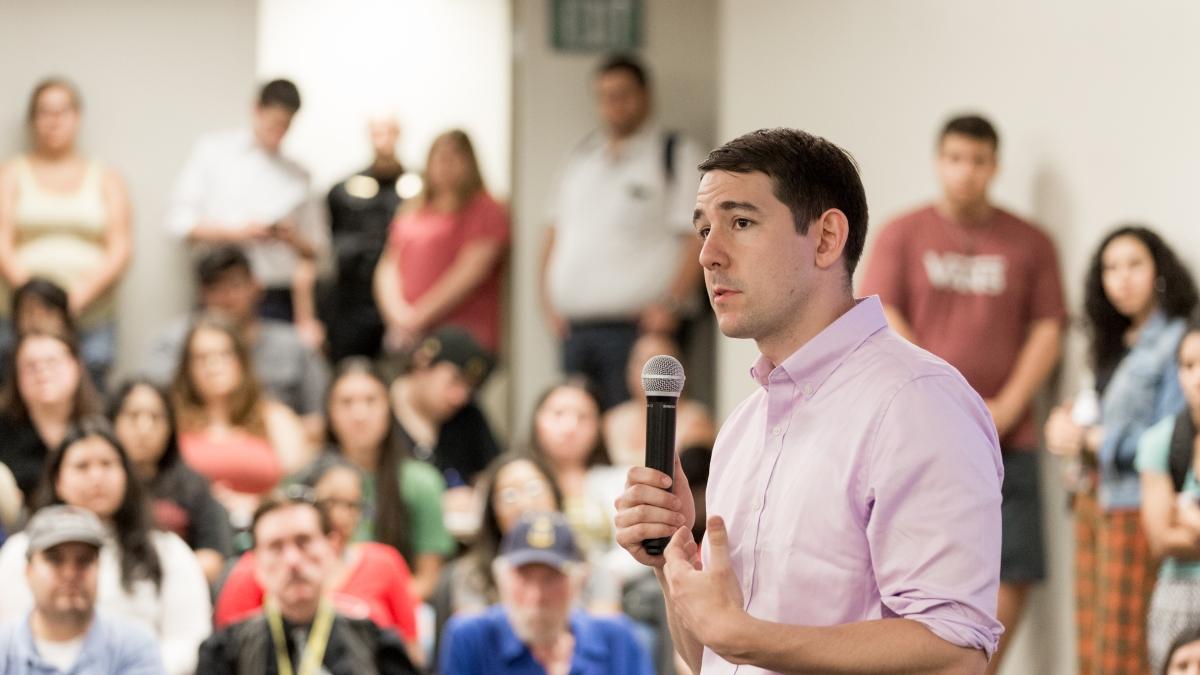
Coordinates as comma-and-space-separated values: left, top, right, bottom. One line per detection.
693, 200, 763, 226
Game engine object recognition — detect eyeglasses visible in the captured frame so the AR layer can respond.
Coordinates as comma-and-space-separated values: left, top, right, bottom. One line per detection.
496, 480, 549, 505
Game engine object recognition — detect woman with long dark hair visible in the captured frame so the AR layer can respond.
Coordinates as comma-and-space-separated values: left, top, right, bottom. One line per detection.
0, 328, 99, 506
109, 378, 232, 583
308, 357, 453, 600
1045, 225, 1198, 673
0, 417, 211, 675
171, 315, 310, 528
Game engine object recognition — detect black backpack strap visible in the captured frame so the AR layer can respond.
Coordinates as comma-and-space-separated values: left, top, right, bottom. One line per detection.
1168, 410, 1195, 493
662, 131, 678, 184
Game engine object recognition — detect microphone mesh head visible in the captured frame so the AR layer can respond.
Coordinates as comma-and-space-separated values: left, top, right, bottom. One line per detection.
642, 355, 685, 397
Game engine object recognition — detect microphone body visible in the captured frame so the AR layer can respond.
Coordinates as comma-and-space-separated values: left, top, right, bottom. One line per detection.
640, 354, 686, 556
642, 395, 677, 555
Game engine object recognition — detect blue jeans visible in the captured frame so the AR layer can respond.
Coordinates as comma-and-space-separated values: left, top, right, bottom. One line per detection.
562, 320, 639, 411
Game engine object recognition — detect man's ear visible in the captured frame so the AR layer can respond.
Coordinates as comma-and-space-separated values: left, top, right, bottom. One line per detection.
812, 208, 850, 271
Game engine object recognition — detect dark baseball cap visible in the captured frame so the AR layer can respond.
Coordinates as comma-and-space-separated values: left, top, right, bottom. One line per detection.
25, 505, 106, 559
416, 327, 495, 388
499, 512, 582, 571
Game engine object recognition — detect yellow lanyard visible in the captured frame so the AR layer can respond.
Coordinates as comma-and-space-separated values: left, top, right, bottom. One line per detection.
266, 599, 335, 675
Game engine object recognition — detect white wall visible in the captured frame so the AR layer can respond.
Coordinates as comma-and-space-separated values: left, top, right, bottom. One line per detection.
715, 1, 1200, 672
0, 0, 259, 380
257, 0, 512, 195
509, 0, 718, 439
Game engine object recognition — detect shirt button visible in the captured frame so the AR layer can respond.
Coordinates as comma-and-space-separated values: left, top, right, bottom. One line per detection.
772, 426, 782, 436
753, 497, 764, 511
802, 383, 815, 396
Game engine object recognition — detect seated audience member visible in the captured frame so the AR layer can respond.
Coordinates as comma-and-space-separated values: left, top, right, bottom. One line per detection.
603, 332, 716, 467
0, 329, 100, 507
0, 418, 210, 674
439, 512, 653, 675
109, 378, 232, 584
170, 315, 311, 529
325, 116, 406, 363
146, 246, 328, 439
431, 453, 562, 638
214, 459, 421, 662
390, 327, 500, 492
0, 78, 132, 392
166, 79, 329, 346
1164, 623, 1200, 675
320, 357, 453, 600
0, 506, 162, 674
373, 129, 509, 355
1137, 320, 1200, 672
0, 278, 75, 382
198, 490, 418, 674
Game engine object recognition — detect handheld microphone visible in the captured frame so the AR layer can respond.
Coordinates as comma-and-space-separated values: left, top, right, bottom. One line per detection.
641, 354, 685, 556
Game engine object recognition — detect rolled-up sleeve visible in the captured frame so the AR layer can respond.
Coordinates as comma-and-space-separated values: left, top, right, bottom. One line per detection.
165, 138, 212, 239
866, 374, 1005, 657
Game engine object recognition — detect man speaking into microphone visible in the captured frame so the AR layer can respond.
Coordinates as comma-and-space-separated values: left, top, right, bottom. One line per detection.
614, 128, 1004, 674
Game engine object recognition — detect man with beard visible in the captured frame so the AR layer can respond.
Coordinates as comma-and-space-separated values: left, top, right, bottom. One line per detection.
439, 512, 652, 675
197, 489, 417, 674
0, 505, 163, 673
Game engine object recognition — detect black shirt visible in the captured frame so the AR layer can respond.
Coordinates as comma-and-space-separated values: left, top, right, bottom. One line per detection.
327, 165, 403, 306
0, 416, 49, 506
395, 401, 500, 488
149, 459, 234, 556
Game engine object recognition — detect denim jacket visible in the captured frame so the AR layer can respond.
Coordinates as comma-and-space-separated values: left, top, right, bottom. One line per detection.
1098, 310, 1186, 510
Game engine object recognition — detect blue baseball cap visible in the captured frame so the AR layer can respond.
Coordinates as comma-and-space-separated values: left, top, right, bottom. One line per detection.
499, 512, 582, 571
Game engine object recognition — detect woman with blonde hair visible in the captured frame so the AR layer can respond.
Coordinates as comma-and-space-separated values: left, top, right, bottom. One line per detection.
0, 77, 131, 389
171, 315, 310, 532
373, 129, 509, 354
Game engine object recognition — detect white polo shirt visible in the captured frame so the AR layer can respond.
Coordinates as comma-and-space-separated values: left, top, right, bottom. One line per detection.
165, 128, 329, 288
548, 124, 702, 320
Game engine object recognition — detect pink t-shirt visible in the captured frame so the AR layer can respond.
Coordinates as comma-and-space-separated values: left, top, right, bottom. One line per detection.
388, 192, 509, 352
702, 297, 1004, 674
859, 205, 1066, 449
178, 429, 282, 495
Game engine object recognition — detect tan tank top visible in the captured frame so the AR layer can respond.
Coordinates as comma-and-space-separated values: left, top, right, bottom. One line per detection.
5, 155, 113, 325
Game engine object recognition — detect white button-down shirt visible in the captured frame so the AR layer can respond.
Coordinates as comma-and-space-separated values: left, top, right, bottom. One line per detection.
166, 129, 328, 287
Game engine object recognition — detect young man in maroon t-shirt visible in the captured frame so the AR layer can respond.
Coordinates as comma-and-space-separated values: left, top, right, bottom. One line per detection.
859, 114, 1066, 674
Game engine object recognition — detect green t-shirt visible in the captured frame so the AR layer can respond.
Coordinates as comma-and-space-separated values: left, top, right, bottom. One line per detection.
354, 459, 456, 557
1135, 415, 1200, 580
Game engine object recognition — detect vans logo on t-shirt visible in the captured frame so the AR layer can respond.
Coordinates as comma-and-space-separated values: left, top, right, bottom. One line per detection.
922, 251, 1007, 295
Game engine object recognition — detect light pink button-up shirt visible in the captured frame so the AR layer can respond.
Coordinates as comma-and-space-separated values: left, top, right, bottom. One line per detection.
702, 296, 1004, 674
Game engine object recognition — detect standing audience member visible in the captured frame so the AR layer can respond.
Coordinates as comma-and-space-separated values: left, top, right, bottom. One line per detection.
326, 116, 407, 362
0, 418, 211, 675
541, 54, 704, 411
146, 246, 329, 440
439, 512, 653, 675
214, 461, 422, 664
390, 327, 500, 491
859, 113, 1066, 672
374, 129, 509, 355
170, 316, 311, 530
0, 506, 163, 674
321, 357, 453, 601
166, 79, 328, 347
0, 78, 131, 390
197, 491, 418, 674
603, 333, 716, 467
0, 329, 100, 507
1137, 321, 1200, 672
1046, 226, 1198, 674
109, 379, 232, 584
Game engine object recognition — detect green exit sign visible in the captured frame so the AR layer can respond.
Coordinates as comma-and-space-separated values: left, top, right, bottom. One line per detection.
551, 0, 642, 52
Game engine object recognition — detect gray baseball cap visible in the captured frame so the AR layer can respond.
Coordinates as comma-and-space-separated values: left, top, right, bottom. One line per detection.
25, 505, 106, 559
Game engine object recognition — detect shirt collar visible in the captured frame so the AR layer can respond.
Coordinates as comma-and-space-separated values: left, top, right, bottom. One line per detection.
18, 610, 103, 668
750, 295, 889, 396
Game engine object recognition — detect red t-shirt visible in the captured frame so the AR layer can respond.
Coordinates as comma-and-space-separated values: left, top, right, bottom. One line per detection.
213, 542, 419, 641
388, 192, 510, 352
859, 205, 1066, 449
179, 430, 281, 495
